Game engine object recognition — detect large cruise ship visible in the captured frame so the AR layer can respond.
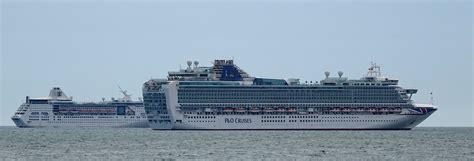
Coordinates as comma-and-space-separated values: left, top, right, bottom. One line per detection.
12, 87, 148, 128
142, 60, 437, 130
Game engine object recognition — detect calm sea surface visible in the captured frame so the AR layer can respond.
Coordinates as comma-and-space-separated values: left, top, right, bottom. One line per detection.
0, 127, 472, 160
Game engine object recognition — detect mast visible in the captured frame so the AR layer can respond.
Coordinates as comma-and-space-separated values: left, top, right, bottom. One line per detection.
118, 86, 132, 102
366, 62, 381, 77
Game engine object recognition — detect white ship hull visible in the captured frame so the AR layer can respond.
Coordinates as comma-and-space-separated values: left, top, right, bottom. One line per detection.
12, 100, 149, 128
147, 111, 435, 130
12, 115, 149, 128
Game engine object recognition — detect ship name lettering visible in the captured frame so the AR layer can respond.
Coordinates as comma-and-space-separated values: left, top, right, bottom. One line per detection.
225, 118, 251, 123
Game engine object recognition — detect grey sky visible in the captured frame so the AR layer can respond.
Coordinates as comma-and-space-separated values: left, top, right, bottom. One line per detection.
1, 0, 472, 126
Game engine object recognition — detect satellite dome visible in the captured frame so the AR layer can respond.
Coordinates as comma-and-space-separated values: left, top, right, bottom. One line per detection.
187, 61, 192, 67
325, 71, 330, 78
338, 71, 343, 78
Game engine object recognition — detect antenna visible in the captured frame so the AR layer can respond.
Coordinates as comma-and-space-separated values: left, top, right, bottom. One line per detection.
366, 62, 381, 77
118, 86, 126, 93
118, 86, 132, 102
430, 92, 434, 105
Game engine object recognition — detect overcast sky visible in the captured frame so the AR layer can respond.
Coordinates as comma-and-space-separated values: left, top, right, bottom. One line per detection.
1, 0, 472, 127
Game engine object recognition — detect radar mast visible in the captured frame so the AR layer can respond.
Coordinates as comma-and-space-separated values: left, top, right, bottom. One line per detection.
366, 62, 381, 77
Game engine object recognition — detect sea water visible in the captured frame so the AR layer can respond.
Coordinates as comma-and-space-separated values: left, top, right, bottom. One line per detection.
0, 127, 472, 160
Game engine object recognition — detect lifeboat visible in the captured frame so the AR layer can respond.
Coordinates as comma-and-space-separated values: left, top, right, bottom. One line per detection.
392, 108, 402, 113
223, 108, 233, 113
298, 111, 308, 115
277, 108, 286, 113
204, 108, 213, 112
368, 108, 377, 112
380, 108, 389, 112
357, 108, 365, 112
330, 108, 340, 112
288, 108, 297, 113
235, 107, 246, 113
263, 108, 275, 113
342, 108, 351, 112
250, 108, 261, 113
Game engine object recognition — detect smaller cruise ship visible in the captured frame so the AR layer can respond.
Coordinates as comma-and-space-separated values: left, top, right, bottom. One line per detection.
11, 87, 148, 128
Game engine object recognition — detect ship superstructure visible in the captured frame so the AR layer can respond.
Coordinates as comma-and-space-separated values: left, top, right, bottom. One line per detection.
142, 60, 436, 130
12, 87, 148, 128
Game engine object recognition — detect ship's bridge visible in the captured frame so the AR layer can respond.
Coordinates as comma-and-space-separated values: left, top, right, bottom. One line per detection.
167, 60, 253, 82
31, 87, 72, 101
359, 62, 399, 85
26, 87, 73, 104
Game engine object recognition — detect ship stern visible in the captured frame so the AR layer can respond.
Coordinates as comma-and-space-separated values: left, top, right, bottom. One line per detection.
11, 115, 28, 128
